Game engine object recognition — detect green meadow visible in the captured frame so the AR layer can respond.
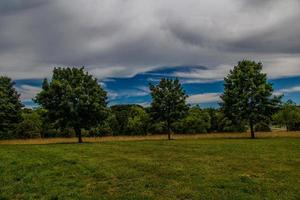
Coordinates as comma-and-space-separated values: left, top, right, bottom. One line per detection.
0, 138, 299, 200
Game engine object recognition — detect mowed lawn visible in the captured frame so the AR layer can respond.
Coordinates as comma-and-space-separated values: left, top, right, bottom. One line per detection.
0, 138, 299, 199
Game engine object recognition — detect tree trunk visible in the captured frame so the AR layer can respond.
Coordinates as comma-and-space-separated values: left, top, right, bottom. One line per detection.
250, 122, 255, 139
75, 127, 83, 143
167, 121, 171, 140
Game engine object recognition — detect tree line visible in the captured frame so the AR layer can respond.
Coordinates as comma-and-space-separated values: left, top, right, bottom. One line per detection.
1, 60, 300, 142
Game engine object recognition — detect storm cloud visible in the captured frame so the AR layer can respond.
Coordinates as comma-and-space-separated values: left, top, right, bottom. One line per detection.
0, 0, 300, 80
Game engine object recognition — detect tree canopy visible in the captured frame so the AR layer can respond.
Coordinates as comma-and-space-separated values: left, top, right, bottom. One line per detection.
149, 78, 189, 140
1, 60, 299, 140
0, 76, 23, 139
273, 100, 300, 131
173, 106, 211, 134
35, 67, 108, 143
220, 60, 281, 138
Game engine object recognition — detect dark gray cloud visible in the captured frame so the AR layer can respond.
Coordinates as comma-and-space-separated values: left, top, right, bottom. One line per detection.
240, 0, 280, 9
0, 0, 300, 80
0, 0, 48, 15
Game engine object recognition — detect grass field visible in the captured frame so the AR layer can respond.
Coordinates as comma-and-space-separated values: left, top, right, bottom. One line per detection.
0, 135, 300, 199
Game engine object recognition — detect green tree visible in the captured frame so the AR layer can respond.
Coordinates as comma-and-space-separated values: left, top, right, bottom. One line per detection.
127, 106, 150, 135
220, 60, 281, 138
205, 108, 247, 133
273, 100, 300, 131
35, 67, 108, 143
110, 105, 150, 135
94, 109, 117, 136
148, 121, 167, 135
0, 76, 23, 139
217, 111, 248, 133
110, 105, 132, 135
173, 107, 211, 134
149, 78, 189, 140
16, 109, 43, 138
205, 108, 219, 132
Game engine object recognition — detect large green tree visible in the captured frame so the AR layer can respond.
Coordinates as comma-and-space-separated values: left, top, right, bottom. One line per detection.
220, 60, 281, 138
149, 78, 189, 140
273, 100, 300, 131
35, 67, 108, 143
0, 76, 23, 139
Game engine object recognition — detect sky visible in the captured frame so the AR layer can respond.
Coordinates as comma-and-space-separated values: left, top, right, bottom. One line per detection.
0, 0, 300, 107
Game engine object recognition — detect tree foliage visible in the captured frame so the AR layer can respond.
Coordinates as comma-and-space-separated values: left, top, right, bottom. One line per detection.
173, 107, 211, 134
220, 60, 281, 138
0, 76, 23, 139
110, 105, 150, 135
3, 60, 300, 140
127, 106, 150, 135
205, 108, 247, 133
15, 109, 43, 138
150, 78, 189, 139
273, 100, 300, 131
35, 67, 108, 143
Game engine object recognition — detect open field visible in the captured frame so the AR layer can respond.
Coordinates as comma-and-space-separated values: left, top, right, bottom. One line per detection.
1, 131, 300, 145
0, 135, 300, 199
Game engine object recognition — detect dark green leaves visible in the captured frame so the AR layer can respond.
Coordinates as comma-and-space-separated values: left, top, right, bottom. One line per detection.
220, 60, 282, 137
35, 67, 108, 131
0, 76, 23, 139
149, 78, 189, 132
273, 100, 300, 131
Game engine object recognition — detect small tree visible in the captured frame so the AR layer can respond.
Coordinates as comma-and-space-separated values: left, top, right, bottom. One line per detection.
220, 60, 281, 138
35, 67, 108, 143
273, 100, 300, 131
149, 78, 189, 140
0, 76, 23, 139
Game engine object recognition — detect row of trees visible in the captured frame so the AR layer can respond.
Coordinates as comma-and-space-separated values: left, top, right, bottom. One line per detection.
1, 60, 299, 142
1, 100, 298, 140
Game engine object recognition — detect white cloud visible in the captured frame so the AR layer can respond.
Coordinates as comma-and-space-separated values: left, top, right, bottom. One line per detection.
136, 102, 150, 107
173, 65, 232, 82
107, 90, 118, 100
107, 88, 149, 100
16, 85, 41, 100
136, 86, 150, 93
275, 85, 300, 95
263, 56, 300, 79
187, 93, 221, 104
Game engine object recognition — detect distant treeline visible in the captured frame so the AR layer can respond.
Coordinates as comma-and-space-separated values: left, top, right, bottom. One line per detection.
1, 60, 300, 141
1, 104, 300, 140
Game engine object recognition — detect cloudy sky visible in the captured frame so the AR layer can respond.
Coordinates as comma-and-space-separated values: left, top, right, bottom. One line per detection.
1, 0, 300, 107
